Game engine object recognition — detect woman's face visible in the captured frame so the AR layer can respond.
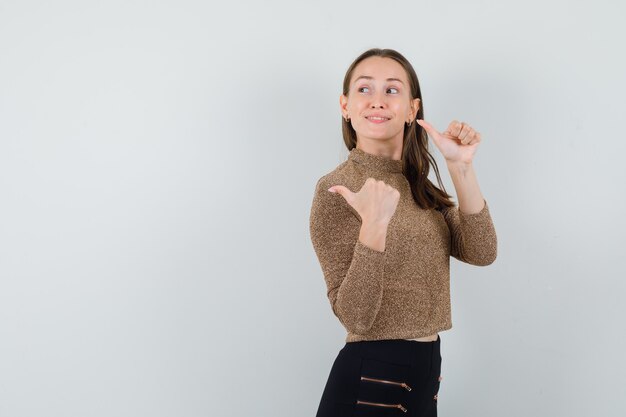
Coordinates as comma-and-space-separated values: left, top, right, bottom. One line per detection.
340, 56, 420, 145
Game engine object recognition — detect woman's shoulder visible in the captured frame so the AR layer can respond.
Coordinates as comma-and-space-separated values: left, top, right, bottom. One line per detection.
314, 159, 365, 192
311, 160, 367, 222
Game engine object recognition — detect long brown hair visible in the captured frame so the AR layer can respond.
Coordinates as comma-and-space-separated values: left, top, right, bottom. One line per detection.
341, 48, 455, 211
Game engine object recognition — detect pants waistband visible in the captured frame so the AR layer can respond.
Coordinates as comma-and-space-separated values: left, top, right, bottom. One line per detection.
340, 335, 440, 368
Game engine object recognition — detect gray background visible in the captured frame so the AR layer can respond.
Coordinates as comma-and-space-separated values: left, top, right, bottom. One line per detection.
1, 0, 624, 416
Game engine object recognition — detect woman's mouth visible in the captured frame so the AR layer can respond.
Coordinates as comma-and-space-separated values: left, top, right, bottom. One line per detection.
366, 116, 390, 124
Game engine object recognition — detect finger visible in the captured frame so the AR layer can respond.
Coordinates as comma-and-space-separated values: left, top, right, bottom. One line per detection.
327, 185, 352, 201
416, 119, 442, 147
459, 128, 470, 143
459, 122, 467, 138
444, 121, 454, 136
448, 120, 463, 137
467, 131, 483, 145
458, 125, 468, 141
416, 119, 441, 138
462, 131, 475, 145
459, 124, 473, 142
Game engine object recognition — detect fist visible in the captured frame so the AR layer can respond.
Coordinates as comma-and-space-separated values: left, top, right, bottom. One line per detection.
328, 178, 400, 224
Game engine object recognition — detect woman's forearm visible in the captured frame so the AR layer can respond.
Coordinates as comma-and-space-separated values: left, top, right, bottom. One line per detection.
358, 220, 389, 252
446, 161, 486, 214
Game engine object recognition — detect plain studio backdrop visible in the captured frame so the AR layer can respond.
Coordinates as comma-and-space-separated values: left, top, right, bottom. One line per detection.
1, 1, 625, 416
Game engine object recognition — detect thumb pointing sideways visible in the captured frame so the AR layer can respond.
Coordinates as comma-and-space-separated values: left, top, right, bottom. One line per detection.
328, 185, 353, 196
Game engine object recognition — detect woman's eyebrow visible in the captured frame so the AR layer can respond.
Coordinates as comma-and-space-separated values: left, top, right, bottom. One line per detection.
354, 75, 404, 85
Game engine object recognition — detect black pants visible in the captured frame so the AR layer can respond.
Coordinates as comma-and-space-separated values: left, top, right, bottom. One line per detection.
315, 335, 442, 416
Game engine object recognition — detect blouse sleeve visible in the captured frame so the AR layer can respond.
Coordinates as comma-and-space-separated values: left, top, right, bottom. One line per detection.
439, 198, 498, 266
309, 176, 387, 334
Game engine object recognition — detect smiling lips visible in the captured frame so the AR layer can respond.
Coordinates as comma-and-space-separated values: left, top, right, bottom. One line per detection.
366, 116, 390, 124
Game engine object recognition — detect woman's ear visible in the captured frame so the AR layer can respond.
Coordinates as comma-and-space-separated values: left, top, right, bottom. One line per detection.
339, 94, 348, 118
408, 98, 420, 122
412, 98, 421, 116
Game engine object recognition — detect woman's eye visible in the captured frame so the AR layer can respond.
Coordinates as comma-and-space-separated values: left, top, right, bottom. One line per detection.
357, 86, 399, 94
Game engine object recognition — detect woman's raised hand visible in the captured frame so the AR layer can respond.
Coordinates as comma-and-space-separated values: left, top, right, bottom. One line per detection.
328, 178, 400, 225
416, 118, 482, 164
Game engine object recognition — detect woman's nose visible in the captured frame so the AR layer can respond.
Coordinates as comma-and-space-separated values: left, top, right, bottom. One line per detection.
370, 93, 386, 108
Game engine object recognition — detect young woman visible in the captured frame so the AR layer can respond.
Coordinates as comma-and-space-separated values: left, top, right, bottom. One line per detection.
309, 48, 498, 416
